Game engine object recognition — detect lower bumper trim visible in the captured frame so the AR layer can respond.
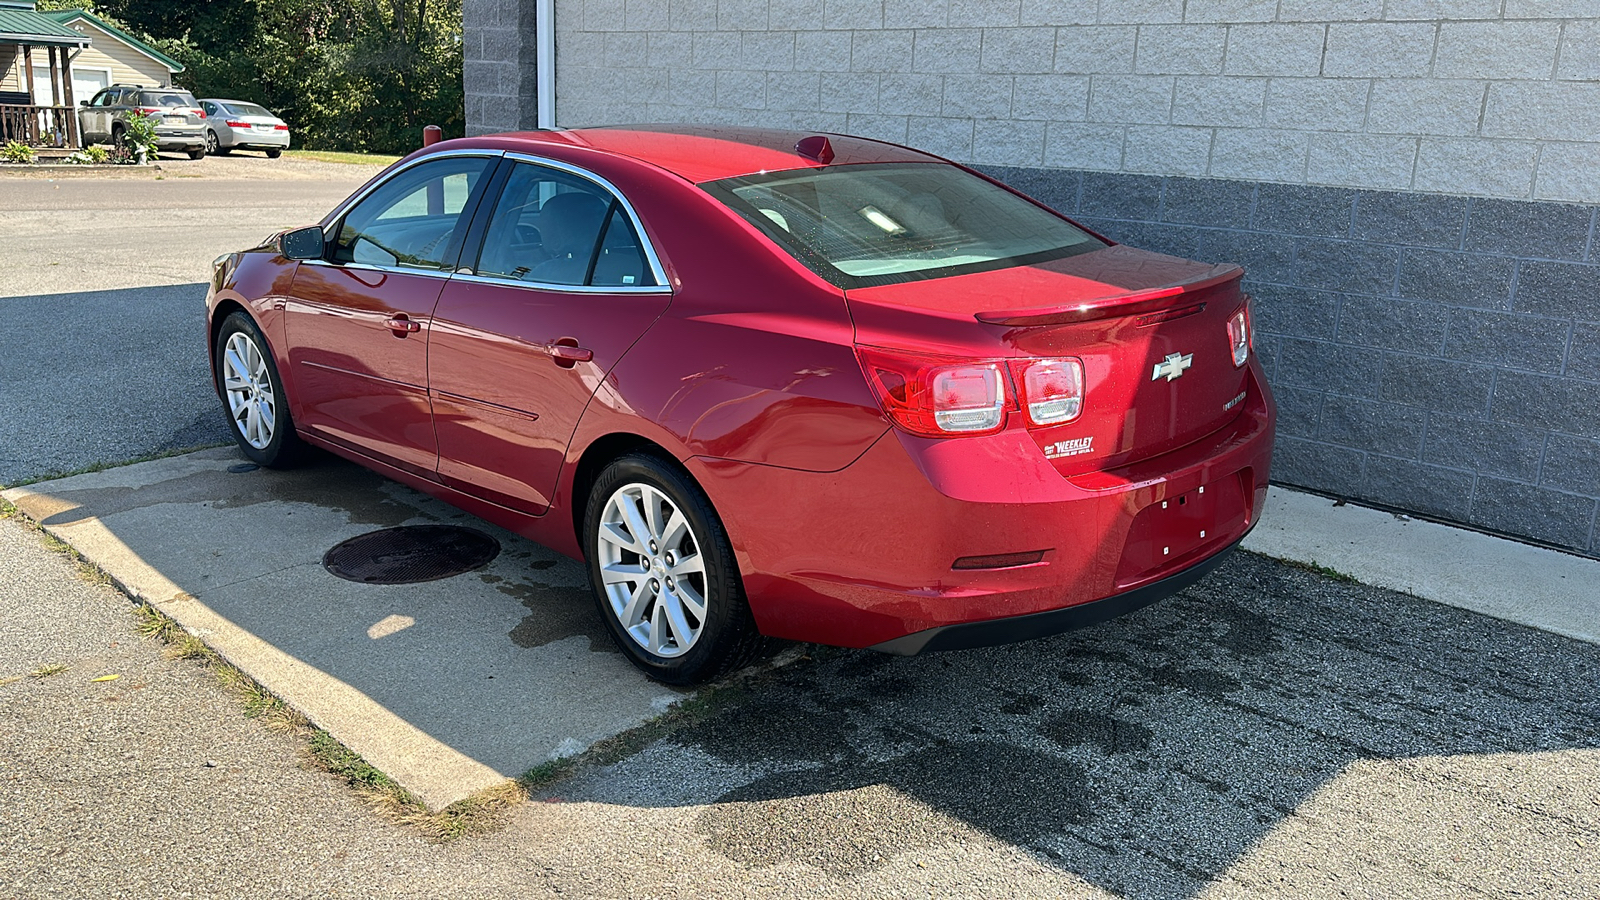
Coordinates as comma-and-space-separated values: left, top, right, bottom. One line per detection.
868, 537, 1243, 656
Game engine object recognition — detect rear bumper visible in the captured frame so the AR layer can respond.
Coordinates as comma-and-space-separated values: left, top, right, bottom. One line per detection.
869, 536, 1242, 655
155, 128, 204, 149
689, 360, 1276, 650
226, 131, 291, 149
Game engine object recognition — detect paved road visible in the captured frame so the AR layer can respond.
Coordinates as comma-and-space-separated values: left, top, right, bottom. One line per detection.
0, 164, 377, 484
2, 165, 1597, 898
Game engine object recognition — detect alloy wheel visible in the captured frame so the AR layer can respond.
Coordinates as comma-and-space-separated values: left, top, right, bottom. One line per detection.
222, 332, 276, 449
206, 131, 218, 154
595, 483, 709, 658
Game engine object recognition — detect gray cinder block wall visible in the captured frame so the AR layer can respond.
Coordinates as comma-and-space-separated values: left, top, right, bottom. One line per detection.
465, 1, 1600, 558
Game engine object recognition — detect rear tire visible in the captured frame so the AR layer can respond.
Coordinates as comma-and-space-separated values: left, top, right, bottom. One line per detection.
206, 130, 228, 156
584, 453, 764, 685
265, 148, 282, 159
187, 147, 205, 160
214, 311, 303, 468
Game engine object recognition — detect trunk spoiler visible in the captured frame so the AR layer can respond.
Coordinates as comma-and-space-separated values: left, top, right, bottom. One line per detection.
973, 264, 1243, 327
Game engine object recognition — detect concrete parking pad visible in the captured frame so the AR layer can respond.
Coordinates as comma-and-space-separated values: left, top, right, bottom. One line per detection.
2, 448, 682, 810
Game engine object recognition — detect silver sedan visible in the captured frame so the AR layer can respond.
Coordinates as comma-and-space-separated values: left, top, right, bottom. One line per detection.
198, 99, 291, 158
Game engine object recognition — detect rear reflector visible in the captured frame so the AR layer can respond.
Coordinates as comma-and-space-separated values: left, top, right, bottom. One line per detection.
952, 550, 1047, 570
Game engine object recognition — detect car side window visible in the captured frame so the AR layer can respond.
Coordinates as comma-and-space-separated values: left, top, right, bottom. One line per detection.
331, 156, 493, 271
93, 90, 116, 108
473, 161, 656, 288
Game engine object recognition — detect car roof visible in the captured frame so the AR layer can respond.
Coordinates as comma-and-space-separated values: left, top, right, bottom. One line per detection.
453, 124, 945, 184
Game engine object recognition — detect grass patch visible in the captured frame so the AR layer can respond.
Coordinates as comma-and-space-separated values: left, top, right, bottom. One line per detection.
0, 675, 22, 688
1285, 558, 1359, 584
29, 663, 68, 679
0, 443, 229, 491
284, 149, 402, 167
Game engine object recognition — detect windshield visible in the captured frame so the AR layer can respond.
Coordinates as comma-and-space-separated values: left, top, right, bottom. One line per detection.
225, 102, 274, 118
704, 163, 1104, 288
139, 91, 197, 108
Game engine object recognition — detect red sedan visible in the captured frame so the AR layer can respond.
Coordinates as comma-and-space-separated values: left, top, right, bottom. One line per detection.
206, 126, 1275, 684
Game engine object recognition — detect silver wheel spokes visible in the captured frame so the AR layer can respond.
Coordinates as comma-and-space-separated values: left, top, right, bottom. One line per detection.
222, 332, 276, 450
596, 483, 708, 659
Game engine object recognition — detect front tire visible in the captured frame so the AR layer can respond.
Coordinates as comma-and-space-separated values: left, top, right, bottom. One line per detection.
214, 311, 302, 467
584, 453, 763, 685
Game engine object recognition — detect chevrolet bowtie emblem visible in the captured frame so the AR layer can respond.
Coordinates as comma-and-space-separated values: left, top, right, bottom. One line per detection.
1152, 352, 1193, 382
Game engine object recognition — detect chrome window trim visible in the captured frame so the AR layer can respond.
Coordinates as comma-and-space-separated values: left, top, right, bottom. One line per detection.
297, 259, 456, 280
497, 151, 672, 290
320, 148, 507, 241
449, 271, 672, 295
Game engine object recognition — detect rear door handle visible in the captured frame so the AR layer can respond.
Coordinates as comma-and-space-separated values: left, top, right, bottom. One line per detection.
384, 316, 422, 334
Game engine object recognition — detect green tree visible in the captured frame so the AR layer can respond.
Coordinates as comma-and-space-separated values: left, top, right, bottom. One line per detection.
44, 0, 463, 154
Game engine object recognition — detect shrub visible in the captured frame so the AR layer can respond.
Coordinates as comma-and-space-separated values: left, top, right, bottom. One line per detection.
1, 140, 35, 164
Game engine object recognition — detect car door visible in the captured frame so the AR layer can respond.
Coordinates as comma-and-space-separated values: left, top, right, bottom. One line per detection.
283, 151, 499, 475
428, 156, 672, 514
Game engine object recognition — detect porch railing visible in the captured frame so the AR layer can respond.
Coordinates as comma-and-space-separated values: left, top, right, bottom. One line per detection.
0, 104, 80, 149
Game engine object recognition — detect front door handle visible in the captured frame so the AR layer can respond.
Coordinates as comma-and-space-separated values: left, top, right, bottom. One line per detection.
546, 339, 593, 367
384, 315, 422, 335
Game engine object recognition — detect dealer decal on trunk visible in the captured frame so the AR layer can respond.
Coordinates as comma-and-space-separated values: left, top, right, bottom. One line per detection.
1043, 437, 1095, 459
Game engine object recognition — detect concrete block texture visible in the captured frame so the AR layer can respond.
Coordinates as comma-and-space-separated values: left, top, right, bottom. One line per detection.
535, 2, 1600, 202
965, 163, 1600, 556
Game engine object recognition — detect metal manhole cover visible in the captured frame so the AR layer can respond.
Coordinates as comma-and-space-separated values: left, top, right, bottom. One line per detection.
322, 525, 501, 585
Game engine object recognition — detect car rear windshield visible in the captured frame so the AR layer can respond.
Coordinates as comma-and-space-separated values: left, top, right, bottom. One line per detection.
225, 102, 274, 118
703, 162, 1105, 289
139, 91, 197, 108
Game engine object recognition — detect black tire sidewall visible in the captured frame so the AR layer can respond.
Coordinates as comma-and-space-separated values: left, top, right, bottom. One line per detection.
584, 453, 751, 684
214, 312, 297, 467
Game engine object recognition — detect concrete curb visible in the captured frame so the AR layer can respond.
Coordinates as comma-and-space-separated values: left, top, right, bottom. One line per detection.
1243, 486, 1600, 646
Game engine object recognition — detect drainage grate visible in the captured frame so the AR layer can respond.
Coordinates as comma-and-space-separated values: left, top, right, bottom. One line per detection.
322, 525, 500, 585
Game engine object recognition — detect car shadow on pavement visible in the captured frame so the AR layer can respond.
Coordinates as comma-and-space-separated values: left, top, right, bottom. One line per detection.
556, 552, 1600, 898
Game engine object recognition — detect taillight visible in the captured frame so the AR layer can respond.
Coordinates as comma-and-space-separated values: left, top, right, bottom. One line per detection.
856, 346, 1086, 437
225, 120, 250, 128
137, 107, 159, 115
1227, 306, 1250, 368
1011, 358, 1084, 426
195, 109, 206, 118
273, 124, 289, 131
857, 346, 1004, 436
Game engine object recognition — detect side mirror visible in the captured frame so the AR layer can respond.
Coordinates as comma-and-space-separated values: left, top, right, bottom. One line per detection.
78, 100, 88, 107
280, 225, 326, 261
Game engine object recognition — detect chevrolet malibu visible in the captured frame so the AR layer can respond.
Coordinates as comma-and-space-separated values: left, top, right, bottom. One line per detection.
206, 126, 1275, 684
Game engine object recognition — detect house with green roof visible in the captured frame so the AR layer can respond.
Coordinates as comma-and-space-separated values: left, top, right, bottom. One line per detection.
0, 0, 183, 148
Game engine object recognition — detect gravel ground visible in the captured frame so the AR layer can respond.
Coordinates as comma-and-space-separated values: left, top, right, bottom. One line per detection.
3, 517, 1596, 899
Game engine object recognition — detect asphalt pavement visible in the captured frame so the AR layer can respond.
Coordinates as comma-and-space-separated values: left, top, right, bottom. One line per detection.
1, 162, 1597, 898
0, 162, 378, 484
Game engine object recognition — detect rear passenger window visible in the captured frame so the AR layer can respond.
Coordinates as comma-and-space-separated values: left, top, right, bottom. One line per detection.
331, 156, 493, 271
472, 161, 657, 288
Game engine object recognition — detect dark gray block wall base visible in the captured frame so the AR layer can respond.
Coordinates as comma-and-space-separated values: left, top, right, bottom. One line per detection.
979, 166, 1600, 559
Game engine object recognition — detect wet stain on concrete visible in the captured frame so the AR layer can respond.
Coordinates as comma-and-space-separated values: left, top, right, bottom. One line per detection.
1148, 664, 1242, 698
493, 576, 615, 654
999, 690, 1046, 715
1038, 709, 1154, 755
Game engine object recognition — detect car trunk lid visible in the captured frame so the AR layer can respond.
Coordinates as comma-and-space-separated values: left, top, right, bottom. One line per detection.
847, 244, 1251, 476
